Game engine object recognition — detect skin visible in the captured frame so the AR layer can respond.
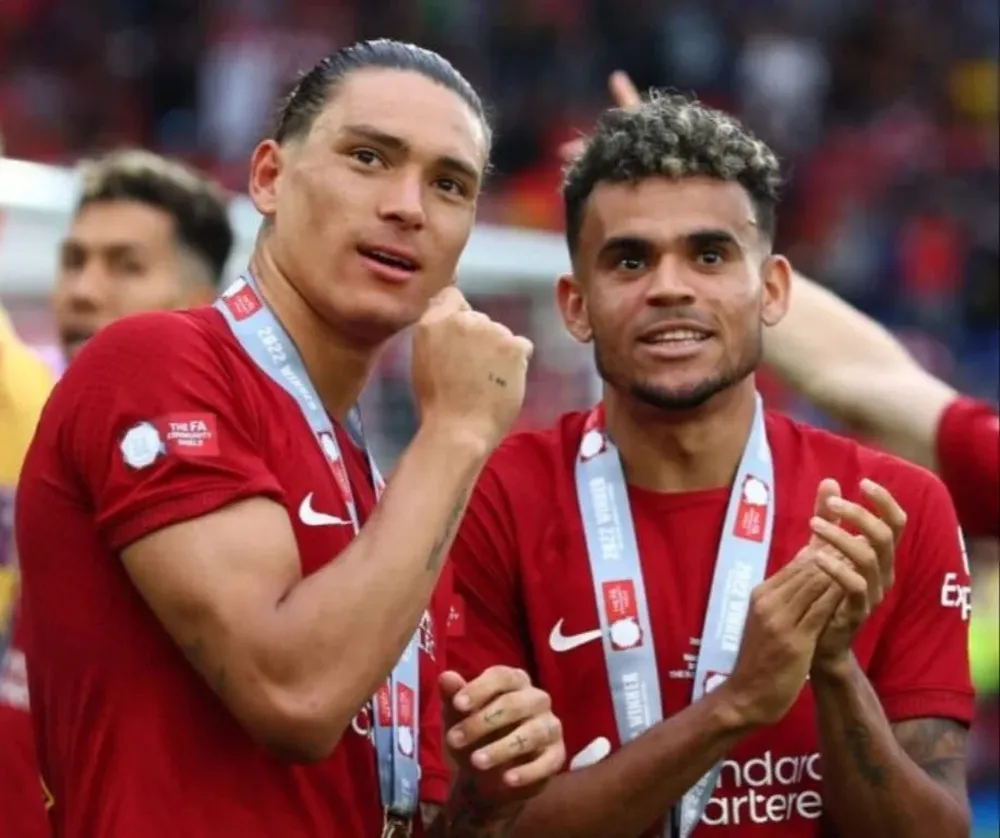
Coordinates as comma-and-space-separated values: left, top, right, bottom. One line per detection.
113, 68, 559, 835
52, 199, 216, 362
525, 70, 970, 838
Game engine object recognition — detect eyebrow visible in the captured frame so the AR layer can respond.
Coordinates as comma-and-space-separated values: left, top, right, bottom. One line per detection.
686, 228, 743, 250
341, 122, 482, 185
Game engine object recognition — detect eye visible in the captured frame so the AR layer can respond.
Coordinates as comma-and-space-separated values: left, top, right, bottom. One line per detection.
349, 148, 385, 168
696, 248, 725, 266
434, 177, 467, 197
617, 255, 647, 272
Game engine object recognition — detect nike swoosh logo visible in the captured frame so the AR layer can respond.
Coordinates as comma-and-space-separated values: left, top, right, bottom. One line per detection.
298, 492, 350, 527
548, 619, 603, 653
569, 737, 611, 771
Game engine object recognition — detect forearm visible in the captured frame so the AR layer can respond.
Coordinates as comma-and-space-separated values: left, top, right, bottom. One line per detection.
266, 422, 489, 728
764, 273, 955, 464
812, 656, 969, 838
424, 777, 524, 838
508, 687, 754, 838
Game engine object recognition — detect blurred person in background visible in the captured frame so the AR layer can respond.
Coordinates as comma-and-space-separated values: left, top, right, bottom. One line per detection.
0, 312, 54, 838
15, 39, 563, 838
1, 147, 234, 838
448, 93, 974, 838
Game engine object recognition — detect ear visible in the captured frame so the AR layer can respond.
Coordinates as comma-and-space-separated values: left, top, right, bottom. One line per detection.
760, 253, 792, 328
556, 272, 593, 344
248, 139, 284, 218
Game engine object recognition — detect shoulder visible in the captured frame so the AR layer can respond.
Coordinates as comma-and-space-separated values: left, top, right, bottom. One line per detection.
768, 410, 946, 505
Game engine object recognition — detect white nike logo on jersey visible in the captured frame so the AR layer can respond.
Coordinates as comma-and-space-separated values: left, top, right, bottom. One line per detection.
298, 492, 350, 527
548, 619, 602, 653
569, 737, 611, 770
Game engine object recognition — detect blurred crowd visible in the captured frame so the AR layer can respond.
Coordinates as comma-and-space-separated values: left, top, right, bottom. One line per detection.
1, 0, 998, 827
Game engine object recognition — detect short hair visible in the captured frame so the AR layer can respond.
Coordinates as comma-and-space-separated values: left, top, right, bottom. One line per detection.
274, 38, 491, 150
76, 149, 234, 285
562, 92, 783, 256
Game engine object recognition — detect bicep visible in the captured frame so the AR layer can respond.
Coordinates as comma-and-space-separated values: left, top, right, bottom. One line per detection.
892, 717, 970, 807
121, 496, 301, 706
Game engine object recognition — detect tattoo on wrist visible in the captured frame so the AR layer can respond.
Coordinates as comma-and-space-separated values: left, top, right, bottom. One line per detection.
441, 773, 521, 837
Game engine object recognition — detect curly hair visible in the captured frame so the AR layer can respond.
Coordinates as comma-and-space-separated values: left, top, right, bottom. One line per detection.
563, 92, 783, 256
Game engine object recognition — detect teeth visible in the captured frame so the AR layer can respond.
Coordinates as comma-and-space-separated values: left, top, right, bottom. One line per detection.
369, 250, 415, 270
648, 330, 706, 342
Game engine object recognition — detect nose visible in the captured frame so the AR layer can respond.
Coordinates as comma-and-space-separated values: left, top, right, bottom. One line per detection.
645, 256, 696, 307
377, 169, 426, 230
59, 259, 108, 314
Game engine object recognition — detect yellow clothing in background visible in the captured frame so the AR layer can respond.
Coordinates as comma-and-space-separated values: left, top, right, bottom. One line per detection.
0, 306, 55, 630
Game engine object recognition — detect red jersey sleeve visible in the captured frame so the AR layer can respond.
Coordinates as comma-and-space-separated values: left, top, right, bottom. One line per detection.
935, 397, 1000, 538
447, 458, 532, 684
58, 312, 284, 551
867, 465, 975, 725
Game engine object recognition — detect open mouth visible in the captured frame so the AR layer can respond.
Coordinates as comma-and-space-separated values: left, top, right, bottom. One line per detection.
357, 246, 420, 273
638, 328, 712, 346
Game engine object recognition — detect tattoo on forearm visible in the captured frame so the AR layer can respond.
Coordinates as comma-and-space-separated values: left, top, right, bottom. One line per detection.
844, 723, 887, 786
438, 773, 521, 837
892, 717, 969, 799
426, 487, 472, 571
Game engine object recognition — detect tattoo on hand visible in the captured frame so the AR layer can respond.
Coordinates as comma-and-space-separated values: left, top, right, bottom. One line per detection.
488, 372, 508, 388
484, 707, 504, 726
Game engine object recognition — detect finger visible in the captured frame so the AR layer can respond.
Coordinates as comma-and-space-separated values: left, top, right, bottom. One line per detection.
452, 665, 531, 715
438, 670, 468, 729
860, 480, 905, 590
501, 739, 567, 788
808, 479, 842, 549
785, 563, 840, 623
468, 711, 561, 771
826, 495, 895, 590
512, 336, 535, 363
447, 685, 550, 751
609, 70, 642, 109
558, 137, 587, 163
799, 581, 846, 632
813, 552, 869, 620
810, 517, 883, 606
425, 286, 470, 318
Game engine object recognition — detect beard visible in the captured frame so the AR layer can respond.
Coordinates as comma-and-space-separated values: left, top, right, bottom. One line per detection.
594, 325, 762, 412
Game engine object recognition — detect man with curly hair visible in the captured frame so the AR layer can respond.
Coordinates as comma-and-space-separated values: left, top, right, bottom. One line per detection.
444, 92, 974, 837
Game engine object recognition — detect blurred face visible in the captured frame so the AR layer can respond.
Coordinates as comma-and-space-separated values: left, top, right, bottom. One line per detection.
52, 200, 211, 362
558, 176, 790, 411
249, 68, 488, 345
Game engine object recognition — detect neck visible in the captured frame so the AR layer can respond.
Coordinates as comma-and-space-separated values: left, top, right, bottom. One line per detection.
604, 379, 758, 493
249, 243, 378, 422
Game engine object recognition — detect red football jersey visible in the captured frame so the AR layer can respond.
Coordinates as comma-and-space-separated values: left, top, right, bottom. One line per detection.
448, 409, 974, 837
15, 310, 451, 838
935, 396, 999, 538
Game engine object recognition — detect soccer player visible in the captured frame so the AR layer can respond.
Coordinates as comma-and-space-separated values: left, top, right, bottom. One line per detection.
448, 94, 973, 837
0, 307, 54, 838
567, 70, 999, 540
763, 276, 1000, 538
15, 40, 564, 838
1, 148, 234, 838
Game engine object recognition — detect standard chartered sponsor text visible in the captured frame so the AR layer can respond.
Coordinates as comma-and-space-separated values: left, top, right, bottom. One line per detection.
702, 751, 823, 827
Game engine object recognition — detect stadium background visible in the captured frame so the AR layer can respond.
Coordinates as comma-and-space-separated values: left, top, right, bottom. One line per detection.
0, 0, 997, 834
